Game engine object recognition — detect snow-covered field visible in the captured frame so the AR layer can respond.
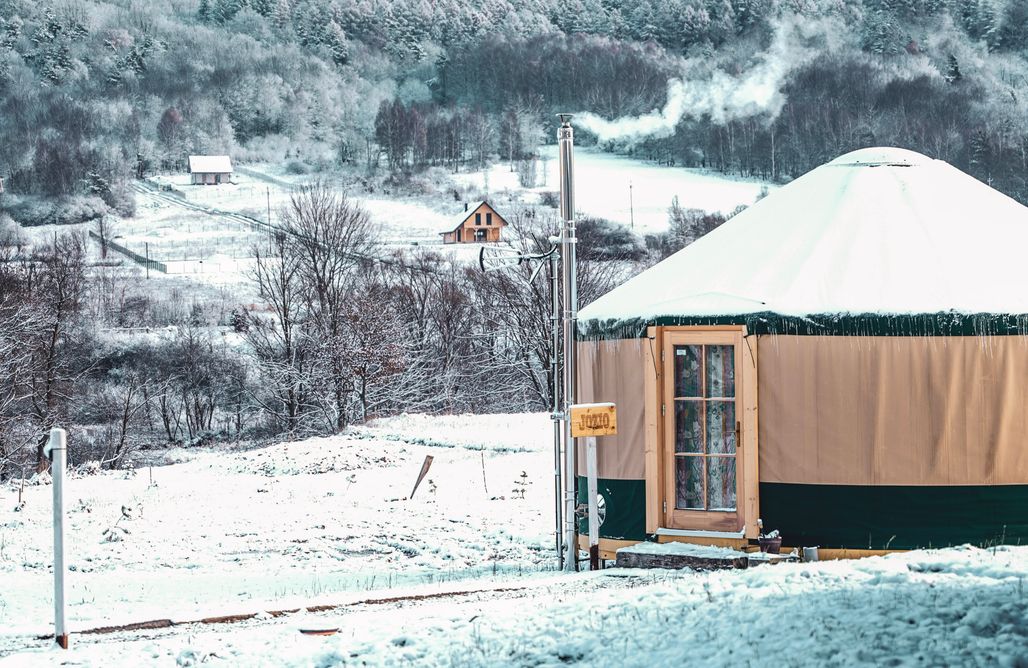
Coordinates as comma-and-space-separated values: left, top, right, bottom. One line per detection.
98, 148, 774, 288
0, 414, 555, 645
3, 412, 1028, 666
147, 171, 461, 248
454, 145, 775, 232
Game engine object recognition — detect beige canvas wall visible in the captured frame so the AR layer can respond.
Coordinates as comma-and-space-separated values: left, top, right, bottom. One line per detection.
758, 335, 1028, 486
576, 339, 649, 479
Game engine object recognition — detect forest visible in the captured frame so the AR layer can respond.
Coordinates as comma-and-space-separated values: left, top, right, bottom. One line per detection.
2, 0, 1028, 212
2, 0, 1028, 475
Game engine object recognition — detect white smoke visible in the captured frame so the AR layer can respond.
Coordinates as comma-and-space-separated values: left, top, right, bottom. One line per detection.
575, 16, 848, 143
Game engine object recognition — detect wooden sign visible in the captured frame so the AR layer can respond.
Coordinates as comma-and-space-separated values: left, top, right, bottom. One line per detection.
570, 402, 617, 438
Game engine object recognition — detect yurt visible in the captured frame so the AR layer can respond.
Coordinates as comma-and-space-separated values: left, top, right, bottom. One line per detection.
576, 147, 1028, 558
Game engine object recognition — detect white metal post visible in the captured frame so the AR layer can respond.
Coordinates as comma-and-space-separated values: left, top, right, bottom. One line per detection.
46, 427, 68, 649
586, 436, 599, 570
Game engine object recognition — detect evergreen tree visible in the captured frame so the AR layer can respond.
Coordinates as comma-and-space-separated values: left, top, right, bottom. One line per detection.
272, 0, 291, 31
997, 0, 1028, 51
861, 9, 902, 55
323, 19, 349, 65
944, 53, 962, 83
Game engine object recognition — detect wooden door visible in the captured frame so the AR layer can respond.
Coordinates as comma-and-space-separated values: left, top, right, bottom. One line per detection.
662, 330, 745, 532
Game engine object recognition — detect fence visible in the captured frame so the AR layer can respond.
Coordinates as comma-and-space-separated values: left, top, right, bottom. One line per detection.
88, 231, 168, 274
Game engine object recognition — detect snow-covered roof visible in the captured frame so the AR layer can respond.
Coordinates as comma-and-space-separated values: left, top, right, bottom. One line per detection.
437, 201, 489, 234
580, 147, 1028, 327
188, 155, 233, 173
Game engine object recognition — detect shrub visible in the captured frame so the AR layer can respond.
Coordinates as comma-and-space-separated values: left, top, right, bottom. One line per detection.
5, 196, 110, 227
576, 216, 646, 261
539, 191, 560, 208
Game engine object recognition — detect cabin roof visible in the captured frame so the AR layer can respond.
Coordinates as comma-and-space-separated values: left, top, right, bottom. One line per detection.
438, 201, 507, 235
188, 155, 233, 173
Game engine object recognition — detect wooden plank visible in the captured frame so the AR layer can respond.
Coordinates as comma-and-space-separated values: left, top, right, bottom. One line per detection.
742, 329, 760, 539
577, 535, 640, 561
661, 325, 747, 332
644, 326, 660, 534
661, 329, 675, 527
813, 548, 906, 560
656, 535, 748, 549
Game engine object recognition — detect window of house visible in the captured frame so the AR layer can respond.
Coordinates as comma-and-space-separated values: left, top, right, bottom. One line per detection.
475, 213, 482, 225
486, 213, 493, 226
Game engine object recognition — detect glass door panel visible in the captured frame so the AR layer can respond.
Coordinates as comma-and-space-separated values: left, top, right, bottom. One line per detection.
672, 343, 737, 512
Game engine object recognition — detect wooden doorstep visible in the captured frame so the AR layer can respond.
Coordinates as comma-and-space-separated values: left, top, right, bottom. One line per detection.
581, 537, 905, 563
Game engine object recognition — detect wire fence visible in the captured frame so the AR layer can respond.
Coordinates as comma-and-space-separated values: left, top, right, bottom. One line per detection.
88, 230, 168, 274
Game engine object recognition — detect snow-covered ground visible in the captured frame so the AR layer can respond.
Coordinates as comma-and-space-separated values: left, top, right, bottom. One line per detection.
4, 412, 1028, 666
102, 148, 773, 288
0, 414, 555, 645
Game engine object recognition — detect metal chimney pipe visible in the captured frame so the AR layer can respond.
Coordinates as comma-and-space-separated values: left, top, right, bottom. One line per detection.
557, 114, 578, 571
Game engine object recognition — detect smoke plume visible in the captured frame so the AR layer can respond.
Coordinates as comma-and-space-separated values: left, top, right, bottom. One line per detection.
575, 17, 845, 143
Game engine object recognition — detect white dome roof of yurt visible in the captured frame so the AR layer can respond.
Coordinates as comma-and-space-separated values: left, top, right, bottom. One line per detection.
579, 147, 1028, 336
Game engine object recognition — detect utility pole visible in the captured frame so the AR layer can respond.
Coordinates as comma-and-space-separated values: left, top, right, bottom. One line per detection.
629, 180, 634, 229
145, 242, 150, 280
557, 114, 578, 572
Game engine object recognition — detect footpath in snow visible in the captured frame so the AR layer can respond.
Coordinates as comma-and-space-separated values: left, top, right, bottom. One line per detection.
4, 546, 1027, 666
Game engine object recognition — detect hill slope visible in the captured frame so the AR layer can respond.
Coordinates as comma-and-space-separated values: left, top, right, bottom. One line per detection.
1, 0, 1027, 216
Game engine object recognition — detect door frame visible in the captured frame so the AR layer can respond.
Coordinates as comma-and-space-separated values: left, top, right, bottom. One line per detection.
644, 325, 760, 539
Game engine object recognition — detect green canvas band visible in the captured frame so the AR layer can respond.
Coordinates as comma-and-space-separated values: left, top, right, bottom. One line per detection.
578, 312, 1028, 341
577, 478, 1028, 549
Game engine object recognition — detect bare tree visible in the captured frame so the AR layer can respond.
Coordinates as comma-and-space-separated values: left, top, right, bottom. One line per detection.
246, 231, 309, 434
0, 272, 40, 477
285, 181, 379, 432
245, 182, 382, 434
25, 233, 89, 472
94, 215, 117, 260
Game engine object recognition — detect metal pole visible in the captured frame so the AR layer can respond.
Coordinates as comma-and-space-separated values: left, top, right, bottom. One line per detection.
629, 180, 634, 229
46, 428, 68, 649
145, 242, 150, 280
557, 114, 578, 571
586, 435, 599, 570
550, 249, 563, 570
